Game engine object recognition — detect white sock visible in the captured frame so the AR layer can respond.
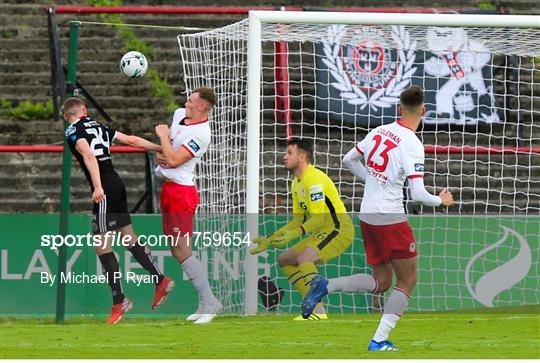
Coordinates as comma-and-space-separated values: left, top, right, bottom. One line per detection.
181, 254, 216, 308
313, 304, 326, 314
372, 287, 410, 342
327, 274, 377, 293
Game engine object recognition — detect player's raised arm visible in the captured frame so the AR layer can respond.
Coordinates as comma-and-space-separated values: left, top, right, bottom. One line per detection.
343, 146, 368, 181
155, 124, 193, 168
74, 138, 104, 203
114, 131, 161, 152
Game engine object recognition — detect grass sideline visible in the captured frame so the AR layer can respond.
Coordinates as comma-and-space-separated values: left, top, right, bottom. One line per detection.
1, 309, 539, 359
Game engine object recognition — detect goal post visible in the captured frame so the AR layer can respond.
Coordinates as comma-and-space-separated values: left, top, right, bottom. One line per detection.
178, 11, 540, 315
244, 14, 263, 315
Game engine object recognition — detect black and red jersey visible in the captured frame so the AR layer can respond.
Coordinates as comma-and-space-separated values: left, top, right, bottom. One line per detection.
65, 116, 119, 190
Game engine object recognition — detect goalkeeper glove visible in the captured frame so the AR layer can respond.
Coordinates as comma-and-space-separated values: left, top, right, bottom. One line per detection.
249, 236, 273, 255
273, 228, 303, 247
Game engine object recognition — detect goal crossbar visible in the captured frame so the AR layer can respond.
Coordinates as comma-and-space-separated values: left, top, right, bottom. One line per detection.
249, 10, 540, 28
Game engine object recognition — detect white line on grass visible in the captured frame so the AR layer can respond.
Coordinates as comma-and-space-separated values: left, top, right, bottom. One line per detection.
17, 314, 539, 328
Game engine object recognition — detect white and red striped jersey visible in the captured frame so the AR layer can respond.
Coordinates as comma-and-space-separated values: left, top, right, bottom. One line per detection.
355, 120, 425, 215
155, 108, 211, 186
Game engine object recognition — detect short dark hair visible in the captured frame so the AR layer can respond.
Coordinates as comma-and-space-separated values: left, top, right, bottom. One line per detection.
61, 97, 86, 117
287, 137, 313, 162
193, 87, 216, 108
400, 86, 424, 110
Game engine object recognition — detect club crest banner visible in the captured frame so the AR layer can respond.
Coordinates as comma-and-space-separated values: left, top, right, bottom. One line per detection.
315, 22, 501, 125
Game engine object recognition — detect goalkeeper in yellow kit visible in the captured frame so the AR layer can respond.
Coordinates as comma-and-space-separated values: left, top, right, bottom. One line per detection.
250, 138, 354, 320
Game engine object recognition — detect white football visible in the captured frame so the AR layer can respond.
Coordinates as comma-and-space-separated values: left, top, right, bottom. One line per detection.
119, 51, 148, 78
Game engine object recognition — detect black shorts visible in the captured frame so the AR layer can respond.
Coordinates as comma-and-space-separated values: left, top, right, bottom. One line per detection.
91, 173, 131, 234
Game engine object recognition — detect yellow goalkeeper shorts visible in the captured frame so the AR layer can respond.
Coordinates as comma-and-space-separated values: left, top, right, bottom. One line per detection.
291, 215, 354, 263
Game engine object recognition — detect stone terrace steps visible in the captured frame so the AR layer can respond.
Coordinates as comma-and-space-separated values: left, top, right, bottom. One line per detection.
0, 151, 148, 213
2, 3, 539, 129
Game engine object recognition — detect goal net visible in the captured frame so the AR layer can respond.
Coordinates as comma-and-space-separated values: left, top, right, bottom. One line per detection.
178, 12, 540, 314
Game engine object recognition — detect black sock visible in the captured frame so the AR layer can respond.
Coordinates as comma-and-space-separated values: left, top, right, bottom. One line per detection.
98, 252, 125, 305
128, 243, 164, 285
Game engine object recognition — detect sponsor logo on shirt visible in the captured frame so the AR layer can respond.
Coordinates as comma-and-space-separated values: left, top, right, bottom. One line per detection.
309, 184, 324, 202
414, 163, 424, 172
311, 192, 324, 202
65, 126, 76, 137
187, 139, 201, 153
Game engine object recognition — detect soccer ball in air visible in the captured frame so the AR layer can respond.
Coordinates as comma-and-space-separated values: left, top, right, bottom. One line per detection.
119, 51, 148, 78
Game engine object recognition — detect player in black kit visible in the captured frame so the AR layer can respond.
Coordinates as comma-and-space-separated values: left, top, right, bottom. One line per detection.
63, 97, 174, 324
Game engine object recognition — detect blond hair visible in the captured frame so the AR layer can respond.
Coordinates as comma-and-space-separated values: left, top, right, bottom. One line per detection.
62, 97, 86, 117
193, 87, 217, 108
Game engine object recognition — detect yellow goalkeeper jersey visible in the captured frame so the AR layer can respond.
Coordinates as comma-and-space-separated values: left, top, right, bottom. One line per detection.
291, 164, 349, 233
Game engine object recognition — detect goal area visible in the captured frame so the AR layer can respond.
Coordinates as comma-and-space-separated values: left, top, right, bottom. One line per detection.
178, 11, 540, 315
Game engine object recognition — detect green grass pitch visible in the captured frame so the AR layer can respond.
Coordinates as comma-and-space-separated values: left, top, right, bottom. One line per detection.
1, 308, 538, 359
